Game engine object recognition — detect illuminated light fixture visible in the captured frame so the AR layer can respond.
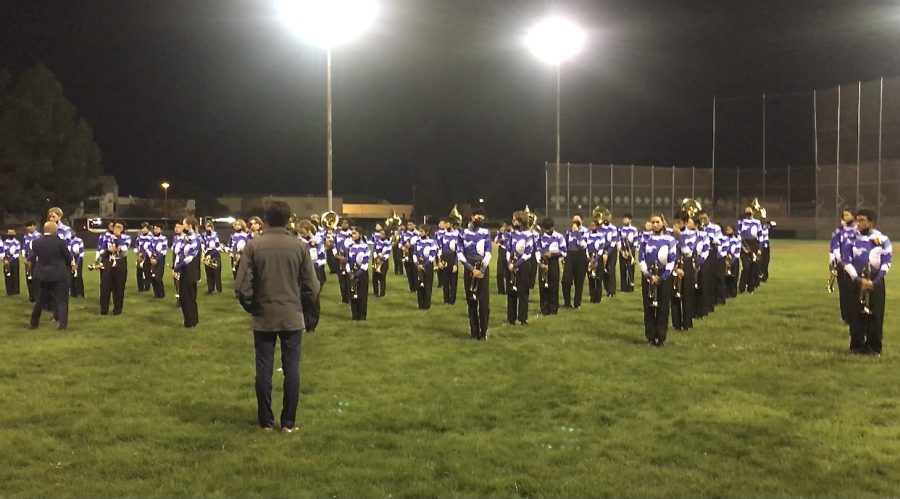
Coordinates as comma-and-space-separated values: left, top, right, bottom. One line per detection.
276, 0, 379, 48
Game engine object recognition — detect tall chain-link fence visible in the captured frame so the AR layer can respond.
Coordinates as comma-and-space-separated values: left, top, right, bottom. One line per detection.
545, 77, 900, 238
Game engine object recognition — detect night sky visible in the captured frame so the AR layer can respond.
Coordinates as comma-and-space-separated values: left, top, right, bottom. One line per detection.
3, 0, 900, 214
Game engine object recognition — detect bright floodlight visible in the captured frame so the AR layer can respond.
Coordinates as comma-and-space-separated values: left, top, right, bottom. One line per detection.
525, 15, 586, 65
277, 0, 379, 48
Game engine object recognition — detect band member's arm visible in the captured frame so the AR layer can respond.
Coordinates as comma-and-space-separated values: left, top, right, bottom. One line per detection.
557, 233, 568, 259
176, 237, 200, 271
355, 251, 370, 278
873, 236, 892, 284
638, 242, 649, 276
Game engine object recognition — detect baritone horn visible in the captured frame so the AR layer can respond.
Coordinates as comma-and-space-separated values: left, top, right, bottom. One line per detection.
681, 198, 702, 218
321, 210, 339, 232
448, 204, 463, 228
591, 205, 611, 224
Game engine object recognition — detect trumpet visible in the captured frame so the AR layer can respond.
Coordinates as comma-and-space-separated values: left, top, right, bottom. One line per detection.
149, 256, 158, 279
417, 263, 426, 288
203, 251, 219, 269
673, 256, 684, 299
860, 266, 873, 315
508, 265, 518, 293
2, 257, 10, 278
725, 255, 733, 277
648, 264, 660, 308
741, 239, 758, 263
349, 265, 360, 299
374, 253, 384, 274
826, 264, 838, 293
469, 262, 482, 300
87, 261, 105, 272
539, 254, 549, 289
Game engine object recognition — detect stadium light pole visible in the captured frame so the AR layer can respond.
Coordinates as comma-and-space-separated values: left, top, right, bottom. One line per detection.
161, 182, 170, 220
525, 15, 586, 212
277, 0, 379, 212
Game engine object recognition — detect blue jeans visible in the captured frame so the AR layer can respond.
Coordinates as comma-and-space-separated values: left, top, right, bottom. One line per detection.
254, 330, 302, 429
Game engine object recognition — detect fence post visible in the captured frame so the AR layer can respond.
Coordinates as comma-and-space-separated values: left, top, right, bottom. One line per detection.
651, 165, 655, 215
671, 165, 676, 216
631, 164, 635, 216
787, 164, 791, 217
610, 164, 614, 213
736, 167, 741, 218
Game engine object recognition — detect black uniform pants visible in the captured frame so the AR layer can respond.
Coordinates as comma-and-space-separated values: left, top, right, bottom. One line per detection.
604, 248, 617, 296
464, 266, 490, 339
506, 261, 532, 324
31, 280, 69, 328
761, 244, 771, 282
101, 258, 127, 315
619, 251, 635, 292
372, 262, 387, 297
338, 266, 349, 304
392, 244, 404, 275
725, 258, 739, 298
642, 274, 672, 346
26, 265, 37, 301
562, 249, 587, 307
136, 258, 146, 292
4, 258, 20, 295
150, 259, 166, 299
440, 252, 458, 304
588, 255, 604, 304
179, 278, 199, 327
848, 279, 886, 354
837, 268, 853, 324
416, 265, 434, 309
496, 249, 508, 294
739, 239, 760, 293
698, 246, 717, 316
671, 257, 696, 330
539, 257, 561, 315
205, 254, 222, 293
350, 272, 369, 320
404, 259, 417, 292
315, 265, 326, 289
71, 260, 85, 297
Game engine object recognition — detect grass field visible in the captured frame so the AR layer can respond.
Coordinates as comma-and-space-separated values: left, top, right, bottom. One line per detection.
0, 240, 897, 498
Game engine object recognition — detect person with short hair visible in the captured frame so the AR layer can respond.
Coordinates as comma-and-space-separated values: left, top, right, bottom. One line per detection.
413, 225, 438, 310
537, 217, 566, 315
618, 213, 639, 292
562, 214, 589, 308
149, 224, 168, 299
28, 222, 73, 330
68, 234, 85, 298
506, 211, 534, 325
202, 221, 223, 294
174, 217, 201, 327
371, 227, 391, 297
235, 201, 320, 433
841, 209, 892, 355
22, 220, 41, 302
134, 222, 154, 292
100, 221, 130, 315
46, 207, 73, 242
458, 207, 492, 339
346, 226, 370, 319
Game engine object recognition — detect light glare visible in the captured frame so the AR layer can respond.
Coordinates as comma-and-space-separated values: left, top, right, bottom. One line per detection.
525, 15, 586, 65
277, 0, 379, 48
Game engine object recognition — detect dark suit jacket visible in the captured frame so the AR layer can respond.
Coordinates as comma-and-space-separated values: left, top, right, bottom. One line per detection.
29, 234, 72, 282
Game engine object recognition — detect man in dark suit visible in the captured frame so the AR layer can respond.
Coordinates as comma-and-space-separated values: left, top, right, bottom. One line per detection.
235, 201, 320, 434
28, 222, 74, 330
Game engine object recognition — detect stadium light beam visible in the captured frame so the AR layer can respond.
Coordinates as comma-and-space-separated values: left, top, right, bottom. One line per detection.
161, 182, 170, 219
525, 15, 586, 212
277, 0, 379, 211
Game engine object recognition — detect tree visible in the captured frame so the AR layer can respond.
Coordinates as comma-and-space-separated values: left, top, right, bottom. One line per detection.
0, 64, 103, 221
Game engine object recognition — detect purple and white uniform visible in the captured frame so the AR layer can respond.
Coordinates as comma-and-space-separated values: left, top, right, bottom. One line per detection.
346, 240, 370, 278
639, 232, 677, 280
506, 229, 535, 269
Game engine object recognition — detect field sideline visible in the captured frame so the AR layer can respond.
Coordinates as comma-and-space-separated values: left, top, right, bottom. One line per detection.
0, 240, 897, 498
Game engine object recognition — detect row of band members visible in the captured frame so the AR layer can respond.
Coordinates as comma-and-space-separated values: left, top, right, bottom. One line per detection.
3, 206, 773, 342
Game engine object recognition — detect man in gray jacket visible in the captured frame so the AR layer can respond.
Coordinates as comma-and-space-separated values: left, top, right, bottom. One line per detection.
235, 201, 320, 434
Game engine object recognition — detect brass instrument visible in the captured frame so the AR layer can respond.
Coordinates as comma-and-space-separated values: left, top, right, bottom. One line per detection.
448, 204, 463, 228
469, 262, 482, 300
2, 257, 10, 278
417, 263, 426, 288
741, 239, 758, 263
827, 264, 838, 293
149, 256, 158, 279
349, 264, 360, 299
673, 256, 684, 299
648, 264, 660, 308
108, 239, 120, 268
87, 261, 105, 271
321, 210, 339, 231
203, 250, 219, 269
681, 198, 703, 218
374, 252, 384, 274
725, 255, 734, 277
508, 265, 518, 293
860, 265, 873, 315
539, 254, 549, 289
591, 205, 611, 224
749, 197, 763, 219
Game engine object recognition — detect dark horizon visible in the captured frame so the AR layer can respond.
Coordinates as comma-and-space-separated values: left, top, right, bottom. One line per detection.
3, 0, 900, 214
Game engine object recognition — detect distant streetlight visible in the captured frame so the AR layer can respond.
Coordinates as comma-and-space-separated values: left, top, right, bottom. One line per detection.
525, 15, 586, 212
478, 198, 484, 204
161, 182, 170, 219
277, 0, 379, 212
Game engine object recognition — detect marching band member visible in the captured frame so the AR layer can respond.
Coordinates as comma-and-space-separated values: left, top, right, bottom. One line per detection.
830, 209, 857, 324
760, 216, 772, 282
639, 214, 677, 347
333, 218, 353, 303
586, 220, 607, 304
697, 211, 722, 317
22, 220, 41, 302
150, 223, 167, 299
494, 221, 510, 295
134, 223, 153, 292
723, 225, 740, 298
435, 220, 447, 289
174, 217, 202, 328
47, 207, 73, 243
248, 216, 263, 238
841, 209, 892, 356
3, 229, 21, 295
228, 219, 250, 280
202, 221, 223, 294
671, 214, 698, 331
312, 217, 328, 286
618, 213, 639, 292
538, 217, 566, 316
400, 219, 419, 293
171, 223, 185, 306
529, 221, 541, 291
68, 234, 85, 298
391, 220, 404, 276
346, 226, 370, 320
506, 211, 534, 325
372, 227, 392, 298
562, 214, 589, 309
413, 225, 438, 310
100, 221, 130, 315
295, 219, 322, 330
458, 207, 491, 340
599, 213, 618, 297
439, 219, 461, 305
738, 206, 762, 294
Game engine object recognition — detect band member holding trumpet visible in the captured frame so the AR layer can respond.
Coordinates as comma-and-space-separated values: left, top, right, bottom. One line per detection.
228, 219, 250, 281
401, 219, 419, 293
346, 226, 370, 320
23, 221, 41, 302
639, 214, 677, 347
738, 204, 763, 294
494, 221, 510, 295
3, 229, 21, 296
174, 217, 202, 328
458, 207, 491, 340
830, 209, 857, 324
841, 210, 891, 356
100, 221, 130, 316
671, 214, 700, 331
562, 214, 589, 309
202, 221, 223, 294
440, 207, 463, 305
599, 211, 618, 298
27, 222, 74, 330
69, 234, 85, 298
372, 227, 392, 298
149, 223, 167, 299
413, 226, 438, 310
538, 217, 566, 316
587, 219, 607, 304
333, 218, 353, 304
723, 225, 740, 298
697, 210, 723, 318
618, 214, 639, 293
135, 223, 153, 293
506, 211, 535, 325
